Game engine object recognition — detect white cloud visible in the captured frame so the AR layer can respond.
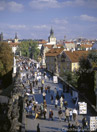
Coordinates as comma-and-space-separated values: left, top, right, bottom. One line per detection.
80, 14, 97, 22
0, 1, 6, 11
29, 0, 60, 9
0, 1, 24, 12
33, 25, 49, 29
8, 1, 24, 12
29, 0, 97, 10
8, 24, 26, 29
52, 18, 68, 25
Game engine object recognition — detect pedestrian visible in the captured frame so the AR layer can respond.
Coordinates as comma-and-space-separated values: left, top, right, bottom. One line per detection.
60, 96, 63, 108
61, 92, 65, 100
36, 79, 38, 86
47, 85, 50, 93
37, 123, 40, 132
58, 107, 63, 121
56, 92, 60, 100
72, 108, 78, 121
41, 79, 44, 87
50, 94, 53, 104
41, 86, 43, 93
69, 109, 73, 121
64, 101, 68, 109
42, 92, 46, 101
40, 103, 44, 114
68, 123, 71, 130
65, 107, 69, 123
49, 109, 53, 120
45, 86, 48, 94
48, 75, 50, 80
55, 99, 58, 108
43, 100, 47, 109
43, 108, 47, 119
82, 117, 88, 129
44, 75, 47, 82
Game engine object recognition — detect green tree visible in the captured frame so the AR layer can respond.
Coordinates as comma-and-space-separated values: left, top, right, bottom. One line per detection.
0, 42, 13, 88
64, 71, 78, 88
19, 40, 40, 60
0, 42, 13, 77
77, 54, 96, 105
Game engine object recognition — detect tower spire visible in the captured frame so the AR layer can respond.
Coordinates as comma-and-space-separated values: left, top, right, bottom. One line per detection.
15, 32, 18, 39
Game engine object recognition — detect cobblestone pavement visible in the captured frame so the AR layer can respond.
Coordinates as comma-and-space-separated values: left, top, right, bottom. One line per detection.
23, 69, 94, 132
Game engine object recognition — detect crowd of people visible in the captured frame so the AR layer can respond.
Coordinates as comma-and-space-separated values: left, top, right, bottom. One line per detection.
17, 57, 89, 132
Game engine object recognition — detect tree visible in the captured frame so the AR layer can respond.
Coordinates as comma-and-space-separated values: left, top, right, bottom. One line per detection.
64, 71, 79, 88
0, 42, 13, 77
88, 50, 97, 67
77, 54, 96, 105
0, 42, 13, 88
19, 40, 40, 60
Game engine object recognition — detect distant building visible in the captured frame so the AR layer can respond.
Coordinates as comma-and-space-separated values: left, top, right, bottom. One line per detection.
92, 41, 97, 50
14, 33, 19, 43
0, 32, 3, 42
47, 28, 56, 45
63, 41, 76, 51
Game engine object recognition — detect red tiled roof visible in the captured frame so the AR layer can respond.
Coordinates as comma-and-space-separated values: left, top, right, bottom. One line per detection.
81, 44, 92, 48
38, 40, 47, 44
43, 45, 54, 49
65, 50, 89, 62
46, 48, 64, 56
9, 43, 20, 47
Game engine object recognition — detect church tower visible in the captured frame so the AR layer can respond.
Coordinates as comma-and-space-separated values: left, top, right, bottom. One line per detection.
48, 27, 56, 45
14, 33, 18, 43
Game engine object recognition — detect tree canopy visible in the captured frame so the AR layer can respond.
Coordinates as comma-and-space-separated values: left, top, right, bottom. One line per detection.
19, 40, 40, 60
0, 42, 13, 77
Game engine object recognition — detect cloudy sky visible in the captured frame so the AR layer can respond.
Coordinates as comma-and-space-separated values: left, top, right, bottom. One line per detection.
0, 0, 97, 40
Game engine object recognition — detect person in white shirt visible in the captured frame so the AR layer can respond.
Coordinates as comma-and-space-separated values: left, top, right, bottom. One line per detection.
72, 108, 78, 121
69, 109, 73, 121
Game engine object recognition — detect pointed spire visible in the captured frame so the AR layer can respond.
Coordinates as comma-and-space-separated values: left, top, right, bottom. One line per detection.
15, 32, 18, 39
50, 27, 54, 37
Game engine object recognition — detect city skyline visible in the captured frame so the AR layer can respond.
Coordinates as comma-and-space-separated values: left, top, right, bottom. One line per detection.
0, 0, 97, 40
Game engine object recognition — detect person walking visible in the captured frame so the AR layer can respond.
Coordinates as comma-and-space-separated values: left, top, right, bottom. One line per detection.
49, 109, 53, 120
55, 99, 58, 108
43, 108, 47, 119
65, 107, 69, 123
58, 107, 63, 121
60, 96, 63, 109
82, 117, 88, 129
41, 79, 44, 87
37, 123, 40, 132
42, 92, 46, 101
72, 108, 78, 121
41, 86, 43, 94
69, 109, 73, 121
50, 94, 53, 104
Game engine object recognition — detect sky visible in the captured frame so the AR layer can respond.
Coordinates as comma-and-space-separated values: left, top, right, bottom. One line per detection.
0, 0, 97, 40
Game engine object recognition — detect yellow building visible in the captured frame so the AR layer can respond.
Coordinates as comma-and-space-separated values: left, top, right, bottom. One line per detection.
46, 49, 89, 76
46, 48, 64, 75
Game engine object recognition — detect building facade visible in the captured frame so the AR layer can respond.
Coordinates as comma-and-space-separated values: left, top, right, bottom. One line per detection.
46, 50, 89, 77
